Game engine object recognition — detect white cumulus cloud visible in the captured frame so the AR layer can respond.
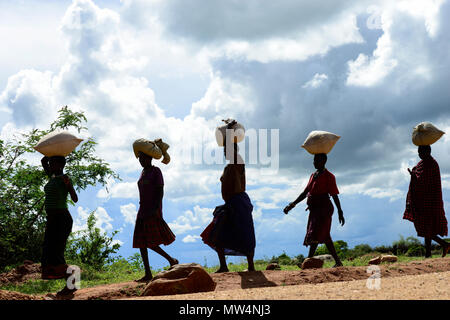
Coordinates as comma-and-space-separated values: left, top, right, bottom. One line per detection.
120, 203, 137, 224
182, 235, 202, 243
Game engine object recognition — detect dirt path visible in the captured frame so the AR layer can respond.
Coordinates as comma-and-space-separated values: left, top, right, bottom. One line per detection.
129, 271, 450, 300
1, 257, 449, 300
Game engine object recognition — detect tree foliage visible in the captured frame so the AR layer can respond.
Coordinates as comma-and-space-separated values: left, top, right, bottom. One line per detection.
315, 240, 349, 258
65, 211, 121, 269
0, 106, 119, 271
392, 235, 422, 255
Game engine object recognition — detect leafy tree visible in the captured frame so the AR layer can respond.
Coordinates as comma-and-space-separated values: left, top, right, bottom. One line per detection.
406, 245, 425, 257
347, 244, 373, 258
315, 240, 349, 258
275, 252, 292, 265
0, 106, 119, 271
65, 211, 121, 269
269, 252, 305, 265
372, 245, 393, 254
292, 254, 305, 265
392, 235, 421, 255
127, 253, 144, 272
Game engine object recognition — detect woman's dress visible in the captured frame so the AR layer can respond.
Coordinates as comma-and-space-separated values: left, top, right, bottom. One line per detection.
133, 166, 176, 248
302, 169, 339, 246
403, 157, 448, 238
200, 163, 256, 256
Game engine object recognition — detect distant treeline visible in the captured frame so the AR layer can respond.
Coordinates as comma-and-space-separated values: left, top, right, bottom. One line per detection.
261, 236, 449, 266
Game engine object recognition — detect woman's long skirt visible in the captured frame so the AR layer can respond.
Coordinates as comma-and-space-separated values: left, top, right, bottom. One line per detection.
201, 192, 255, 256
41, 209, 73, 279
133, 216, 176, 248
303, 194, 334, 246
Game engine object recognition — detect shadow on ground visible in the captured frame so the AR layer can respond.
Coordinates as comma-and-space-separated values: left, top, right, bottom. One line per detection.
237, 271, 277, 289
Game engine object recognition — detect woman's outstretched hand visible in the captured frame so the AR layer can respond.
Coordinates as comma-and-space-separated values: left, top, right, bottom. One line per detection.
283, 202, 295, 214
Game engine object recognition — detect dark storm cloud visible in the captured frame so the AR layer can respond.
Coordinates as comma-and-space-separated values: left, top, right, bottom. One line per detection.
145, 0, 369, 43
190, 2, 450, 187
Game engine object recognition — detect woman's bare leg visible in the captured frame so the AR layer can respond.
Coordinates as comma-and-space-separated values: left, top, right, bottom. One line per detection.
431, 236, 450, 257
307, 243, 318, 258
150, 245, 178, 266
325, 238, 343, 267
425, 238, 432, 258
215, 247, 229, 273
136, 248, 152, 282
246, 253, 255, 272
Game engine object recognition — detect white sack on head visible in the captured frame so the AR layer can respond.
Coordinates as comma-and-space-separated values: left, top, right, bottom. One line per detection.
301, 130, 340, 155
34, 131, 83, 157
215, 119, 245, 147
133, 139, 162, 159
412, 122, 445, 146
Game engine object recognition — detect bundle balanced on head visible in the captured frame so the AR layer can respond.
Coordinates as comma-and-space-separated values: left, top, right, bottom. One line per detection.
200, 119, 256, 273
284, 130, 345, 267
34, 130, 82, 297
403, 122, 449, 258
132, 138, 178, 282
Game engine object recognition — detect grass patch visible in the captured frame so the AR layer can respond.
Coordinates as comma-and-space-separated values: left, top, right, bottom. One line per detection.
0, 279, 67, 295
0, 258, 152, 296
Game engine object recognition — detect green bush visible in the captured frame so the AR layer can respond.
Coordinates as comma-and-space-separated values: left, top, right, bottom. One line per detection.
65, 211, 121, 269
348, 244, 373, 258
268, 252, 303, 265
406, 245, 425, 257
315, 240, 349, 258
372, 245, 393, 254
292, 254, 305, 265
127, 253, 144, 272
392, 235, 421, 255
276, 252, 291, 265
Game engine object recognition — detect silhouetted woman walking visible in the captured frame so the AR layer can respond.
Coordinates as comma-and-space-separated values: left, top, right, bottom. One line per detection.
132, 139, 178, 282
201, 119, 256, 272
41, 155, 78, 295
284, 153, 345, 267
404, 145, 449, 257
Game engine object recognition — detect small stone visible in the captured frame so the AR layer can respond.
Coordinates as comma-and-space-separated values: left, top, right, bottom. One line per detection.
266, 263, 281, 270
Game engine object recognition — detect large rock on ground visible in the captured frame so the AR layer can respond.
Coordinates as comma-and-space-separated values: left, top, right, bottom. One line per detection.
368, 255, 398, 265
142, 263, 216, 296
313, 254, 334, 262
301, 258, 324, 269
381, 255, 398, 263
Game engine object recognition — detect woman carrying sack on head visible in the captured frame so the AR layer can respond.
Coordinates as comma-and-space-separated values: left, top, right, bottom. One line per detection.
403, 123, 449, 258
132, 138, 178, 282
200, 119, 256, 273
34, 130, 82, 296
404, 145, 449, 258
41, 155, 78, 295
284, 131, 345, 267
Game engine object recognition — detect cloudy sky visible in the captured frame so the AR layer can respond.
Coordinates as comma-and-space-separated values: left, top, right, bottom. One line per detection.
1, 0, 450, 269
